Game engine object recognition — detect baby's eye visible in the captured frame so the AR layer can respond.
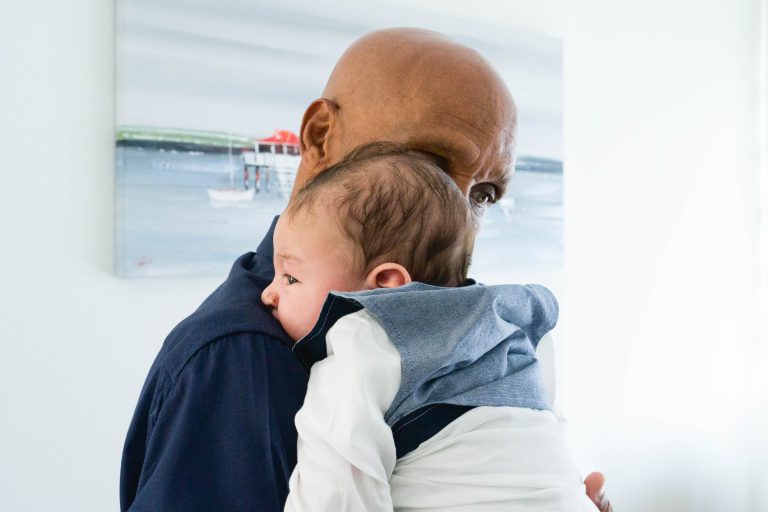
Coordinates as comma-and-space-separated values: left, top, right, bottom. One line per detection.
283, 274, 299, 285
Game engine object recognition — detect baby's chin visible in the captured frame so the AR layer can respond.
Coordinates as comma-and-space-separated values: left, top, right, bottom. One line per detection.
283, 320, 310, 344
271, 310, 301, 342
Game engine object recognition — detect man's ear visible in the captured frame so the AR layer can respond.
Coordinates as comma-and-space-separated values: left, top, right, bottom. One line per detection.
365, 263, 412, 289
299, 98, 339, 172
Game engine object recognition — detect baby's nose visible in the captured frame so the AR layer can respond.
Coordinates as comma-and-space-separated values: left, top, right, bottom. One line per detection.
261, 282, 278, 308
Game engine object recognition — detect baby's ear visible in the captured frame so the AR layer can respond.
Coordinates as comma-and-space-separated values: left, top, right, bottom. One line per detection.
366, 263, 412, 289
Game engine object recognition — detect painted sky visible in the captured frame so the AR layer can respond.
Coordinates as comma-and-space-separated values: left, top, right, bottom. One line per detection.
116, 0, 563, 160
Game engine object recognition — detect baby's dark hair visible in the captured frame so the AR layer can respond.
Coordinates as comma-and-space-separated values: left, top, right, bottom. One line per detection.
286, 142, 474, 287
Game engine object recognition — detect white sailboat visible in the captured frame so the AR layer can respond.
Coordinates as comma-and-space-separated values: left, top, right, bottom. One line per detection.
207, 187, 254, 202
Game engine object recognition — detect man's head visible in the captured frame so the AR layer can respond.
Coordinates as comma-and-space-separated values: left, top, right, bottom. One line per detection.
293, 28, 517, 222
262, 142, 474, 341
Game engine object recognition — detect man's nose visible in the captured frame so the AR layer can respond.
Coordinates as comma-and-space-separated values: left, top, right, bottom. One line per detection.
261, 282, 278, 308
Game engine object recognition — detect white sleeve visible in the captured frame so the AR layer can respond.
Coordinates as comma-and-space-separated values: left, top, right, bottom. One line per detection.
284, 309, 402, 512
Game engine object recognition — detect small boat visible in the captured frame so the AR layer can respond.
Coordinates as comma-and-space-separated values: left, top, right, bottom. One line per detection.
207, 187, 255, 202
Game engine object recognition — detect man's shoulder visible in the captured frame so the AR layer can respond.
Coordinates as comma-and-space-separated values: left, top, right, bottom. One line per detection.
156, 252, 293, 381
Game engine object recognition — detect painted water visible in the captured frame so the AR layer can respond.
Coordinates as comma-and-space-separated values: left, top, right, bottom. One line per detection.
116, 146, 562, 286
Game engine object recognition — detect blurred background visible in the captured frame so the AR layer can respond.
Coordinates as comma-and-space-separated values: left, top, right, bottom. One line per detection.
0, 0, 766, 510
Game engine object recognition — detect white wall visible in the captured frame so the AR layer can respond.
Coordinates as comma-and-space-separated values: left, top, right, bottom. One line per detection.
0, 3, 222, 510
561, 1, 766, 511
0, 1, 764, 511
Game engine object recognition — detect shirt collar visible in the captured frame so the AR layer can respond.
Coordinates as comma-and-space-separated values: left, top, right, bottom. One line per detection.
291, 294, 364, 373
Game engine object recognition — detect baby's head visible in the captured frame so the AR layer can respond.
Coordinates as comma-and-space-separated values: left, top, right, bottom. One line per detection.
261, 142, 474, 341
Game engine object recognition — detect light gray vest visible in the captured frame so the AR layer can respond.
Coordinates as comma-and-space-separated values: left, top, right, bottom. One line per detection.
293, 281, 558, 427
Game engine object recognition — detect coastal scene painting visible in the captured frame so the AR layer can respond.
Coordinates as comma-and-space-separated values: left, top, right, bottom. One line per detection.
116, 0, 563, 287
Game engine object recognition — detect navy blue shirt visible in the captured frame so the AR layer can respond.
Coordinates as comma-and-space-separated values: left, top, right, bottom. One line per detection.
120, 219, 308, 511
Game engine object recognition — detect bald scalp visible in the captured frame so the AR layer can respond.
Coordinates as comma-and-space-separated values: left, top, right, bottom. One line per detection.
293, 27, 517, 221
323, 29, 468, 105
322, 28, 516, 159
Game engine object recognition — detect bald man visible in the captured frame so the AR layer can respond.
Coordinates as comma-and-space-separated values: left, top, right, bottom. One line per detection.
120, 28, 612, 512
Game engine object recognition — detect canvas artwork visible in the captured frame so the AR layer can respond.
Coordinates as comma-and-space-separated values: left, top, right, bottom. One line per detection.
115, 0, 563, 287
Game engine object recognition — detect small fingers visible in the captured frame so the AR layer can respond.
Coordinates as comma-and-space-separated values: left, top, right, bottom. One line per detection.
584, 472, 612, 512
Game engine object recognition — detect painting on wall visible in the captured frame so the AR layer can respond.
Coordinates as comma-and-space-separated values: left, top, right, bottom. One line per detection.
115, 0, 563, 287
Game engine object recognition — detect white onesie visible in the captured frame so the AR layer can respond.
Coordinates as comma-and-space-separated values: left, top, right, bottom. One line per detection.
284, 309, 597, 512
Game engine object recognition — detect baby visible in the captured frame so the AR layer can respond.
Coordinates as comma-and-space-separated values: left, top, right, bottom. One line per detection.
261, 142, 597, 511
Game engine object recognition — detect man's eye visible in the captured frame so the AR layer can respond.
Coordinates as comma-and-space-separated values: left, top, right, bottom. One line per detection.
470, 185, 497, 206
283, 274, 299, 285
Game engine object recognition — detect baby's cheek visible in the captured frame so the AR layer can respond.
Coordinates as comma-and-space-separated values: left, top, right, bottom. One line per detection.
300, 300, 325, 336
